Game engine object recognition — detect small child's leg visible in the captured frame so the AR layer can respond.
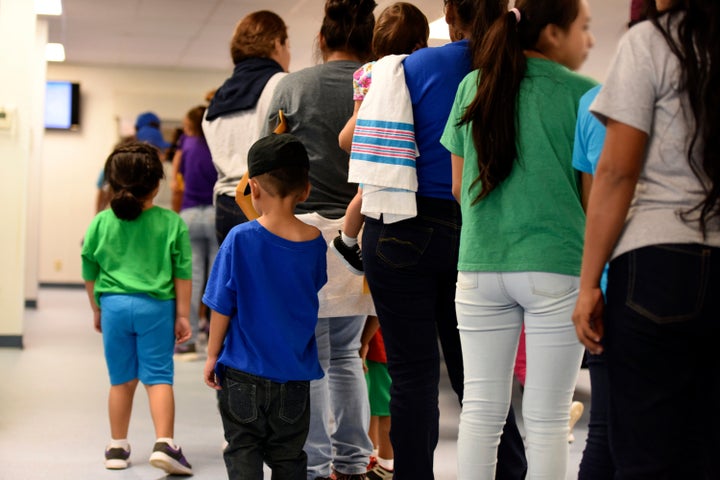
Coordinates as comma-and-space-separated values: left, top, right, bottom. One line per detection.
331, 189, 366, 275
342, 189, 365, 240
108, 379, 139, 440
377, 415, 394, 471
146, 384, 193, 475
145, 383, 175, 439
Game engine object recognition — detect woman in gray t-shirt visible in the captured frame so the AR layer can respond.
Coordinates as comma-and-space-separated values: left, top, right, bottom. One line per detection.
573, 0, 720, 477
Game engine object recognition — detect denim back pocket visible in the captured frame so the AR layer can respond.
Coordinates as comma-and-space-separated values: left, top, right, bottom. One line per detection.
225, 379, 258, 424
376, 223, 433, 269
528, 272, 578, 298
279, 381, 309, 424
625, 245, 709, 324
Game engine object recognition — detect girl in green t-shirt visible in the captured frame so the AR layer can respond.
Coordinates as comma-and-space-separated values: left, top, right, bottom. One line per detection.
81, 142, 193, 475
440, 0, 596, 477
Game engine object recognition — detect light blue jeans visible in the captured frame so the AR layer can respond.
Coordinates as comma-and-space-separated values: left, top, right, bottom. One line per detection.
180, 205, 217, 342
305, 316, 372, 479
455, 271, 584, 480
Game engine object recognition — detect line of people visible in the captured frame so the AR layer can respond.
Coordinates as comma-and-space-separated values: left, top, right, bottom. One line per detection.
81, 0, 720, 478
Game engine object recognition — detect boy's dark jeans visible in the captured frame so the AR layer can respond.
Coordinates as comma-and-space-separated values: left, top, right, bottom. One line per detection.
219, 367, 310, 480
605, 244, 720, 479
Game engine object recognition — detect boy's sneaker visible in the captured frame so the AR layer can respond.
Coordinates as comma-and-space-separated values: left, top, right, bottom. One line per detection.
174, 343, 200, 362
104, 445, 131, 469
367, 463, 394, 480
149, 441, 193, 476
329, 232, 364, 275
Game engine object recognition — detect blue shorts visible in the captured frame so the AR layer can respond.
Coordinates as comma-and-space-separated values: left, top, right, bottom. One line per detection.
100, 293, 175, 386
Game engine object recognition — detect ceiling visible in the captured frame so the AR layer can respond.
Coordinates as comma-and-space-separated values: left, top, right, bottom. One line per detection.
43, 0, 446, 73
43, 0, 630, 73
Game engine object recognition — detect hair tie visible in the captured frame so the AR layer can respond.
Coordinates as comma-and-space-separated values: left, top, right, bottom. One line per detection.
510, 7, 521, 23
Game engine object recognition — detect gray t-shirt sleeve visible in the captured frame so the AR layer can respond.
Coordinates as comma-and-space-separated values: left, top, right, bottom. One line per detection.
590, 24, 657, 135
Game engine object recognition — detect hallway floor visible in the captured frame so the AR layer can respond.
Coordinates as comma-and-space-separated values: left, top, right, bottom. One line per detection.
0, 288, 589, 479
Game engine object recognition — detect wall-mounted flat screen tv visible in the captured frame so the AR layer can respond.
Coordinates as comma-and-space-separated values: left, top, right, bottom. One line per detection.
45, 81, 80, 130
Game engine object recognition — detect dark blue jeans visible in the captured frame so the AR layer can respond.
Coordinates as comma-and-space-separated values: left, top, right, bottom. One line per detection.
578, 350, 614, 480
362, 196, 527, 480
215, 194, 249, 247
605, 244, 720, 479
219, 367, 310, 480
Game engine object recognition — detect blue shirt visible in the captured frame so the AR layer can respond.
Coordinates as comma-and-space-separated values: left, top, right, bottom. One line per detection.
203, 220, 327, 382
572, 85, 609, 293
403, 40, 471, 200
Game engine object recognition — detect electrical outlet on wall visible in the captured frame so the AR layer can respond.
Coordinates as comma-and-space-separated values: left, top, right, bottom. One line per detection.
0, 107, 14, 131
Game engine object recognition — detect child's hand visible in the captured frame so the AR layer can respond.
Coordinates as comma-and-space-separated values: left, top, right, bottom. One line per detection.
175, 316, 192, 344
93, 310, 102, 333
204, 356, 221, 390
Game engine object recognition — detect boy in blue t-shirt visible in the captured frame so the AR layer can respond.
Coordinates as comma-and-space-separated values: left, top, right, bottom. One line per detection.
202, 133, 328, 479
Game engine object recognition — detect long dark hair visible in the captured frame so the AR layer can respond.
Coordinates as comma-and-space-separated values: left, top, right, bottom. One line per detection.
320, 0, 377, 63
649, 0, 720, 236
105, 142, 164, 221
459, 0, 580, 203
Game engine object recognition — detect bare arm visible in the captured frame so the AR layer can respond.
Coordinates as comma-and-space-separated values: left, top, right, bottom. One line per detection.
580, 172, 593, 212
573, 120, 648, 353
204, 310, 231, 390
84, 280, 102, 332
338, 101, 362, 153
451, 154, 464, 204
173, 278, 192, 344
170, 149, 183, 193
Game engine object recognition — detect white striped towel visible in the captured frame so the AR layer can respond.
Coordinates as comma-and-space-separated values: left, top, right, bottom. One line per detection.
347, 54, 418, 223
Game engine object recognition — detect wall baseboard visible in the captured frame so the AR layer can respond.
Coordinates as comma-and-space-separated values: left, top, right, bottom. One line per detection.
39, 282, 84, 289
0, 335, 23, 348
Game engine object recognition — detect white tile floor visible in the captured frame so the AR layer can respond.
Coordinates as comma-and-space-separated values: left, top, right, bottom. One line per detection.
0, 288, 589, 479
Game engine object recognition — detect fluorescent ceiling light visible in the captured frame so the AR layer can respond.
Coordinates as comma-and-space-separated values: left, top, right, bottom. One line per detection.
46, 43, 66, 62
35, 0, 63, 15
429, 16, 450, 40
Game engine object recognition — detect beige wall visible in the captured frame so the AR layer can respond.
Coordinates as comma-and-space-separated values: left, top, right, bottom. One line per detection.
38, 64, 226, 285
0, 0, 43, 344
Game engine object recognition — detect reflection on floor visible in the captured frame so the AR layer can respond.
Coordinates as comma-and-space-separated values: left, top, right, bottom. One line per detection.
0, 288, 589, 479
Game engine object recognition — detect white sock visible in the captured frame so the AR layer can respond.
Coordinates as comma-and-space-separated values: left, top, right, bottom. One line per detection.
109, 438, 129, 450
378, 456, 394, 471
156, 437, 175, 448
341, 232, 358, 247
372, 448, 379, 458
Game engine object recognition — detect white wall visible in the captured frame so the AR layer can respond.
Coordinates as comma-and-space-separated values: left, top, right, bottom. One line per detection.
39, 64, 227, 284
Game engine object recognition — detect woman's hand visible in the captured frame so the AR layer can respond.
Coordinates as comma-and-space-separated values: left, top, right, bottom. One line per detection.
572, 287, 605, 354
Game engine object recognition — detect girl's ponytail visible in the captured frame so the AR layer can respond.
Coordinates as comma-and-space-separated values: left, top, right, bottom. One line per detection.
459, 0, 580, 204
461, 9, 526, 203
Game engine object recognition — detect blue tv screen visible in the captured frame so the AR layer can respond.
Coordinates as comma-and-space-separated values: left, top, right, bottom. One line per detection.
45, 81, 80, 130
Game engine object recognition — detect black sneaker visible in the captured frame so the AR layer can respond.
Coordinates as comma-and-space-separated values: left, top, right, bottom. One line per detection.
329, 232, 364, 275
104, 445, 130, 469
149, 441, 193, 476
367, 463, 394, 479
334, 471, 368, 480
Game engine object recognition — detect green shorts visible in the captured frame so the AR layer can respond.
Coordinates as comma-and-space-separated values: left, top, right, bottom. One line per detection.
365, 360, 391, 417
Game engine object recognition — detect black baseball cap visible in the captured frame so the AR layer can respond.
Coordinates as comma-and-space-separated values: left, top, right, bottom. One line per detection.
243, 133, 309, 195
